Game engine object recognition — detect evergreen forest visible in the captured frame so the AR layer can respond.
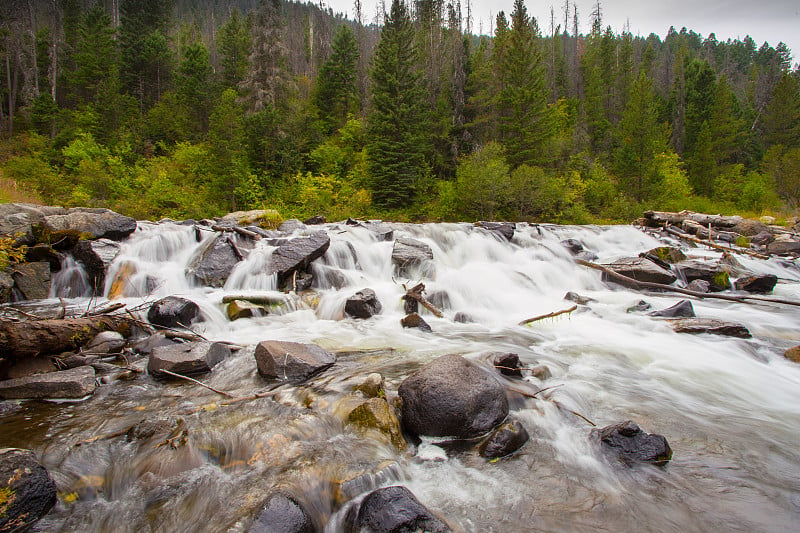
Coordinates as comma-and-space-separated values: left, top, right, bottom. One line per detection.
1, 0, 799, 223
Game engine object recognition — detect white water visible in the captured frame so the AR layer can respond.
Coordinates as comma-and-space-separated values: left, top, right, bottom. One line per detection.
16, 221, 800, 531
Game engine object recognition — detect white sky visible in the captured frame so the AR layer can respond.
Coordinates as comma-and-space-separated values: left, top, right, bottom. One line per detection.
322, 0, 800, 66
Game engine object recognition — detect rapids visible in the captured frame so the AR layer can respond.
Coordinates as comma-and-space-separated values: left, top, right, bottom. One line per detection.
3, 220, 800, 532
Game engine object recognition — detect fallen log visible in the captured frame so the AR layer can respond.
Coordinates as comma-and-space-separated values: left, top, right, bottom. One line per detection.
401, 283, 443, 318
519, 305, 577, 326
0, 316, 136, 359
578, 260, 800, 307
211, 224, 261, 240
643, 210, 742, 229
663, 226, 769, 260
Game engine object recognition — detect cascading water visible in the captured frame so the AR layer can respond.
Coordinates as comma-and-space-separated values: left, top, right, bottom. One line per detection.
3, 220, 800, 532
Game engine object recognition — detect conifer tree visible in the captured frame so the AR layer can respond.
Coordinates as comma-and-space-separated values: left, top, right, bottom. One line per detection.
314, 24, 359, 135
761, 72, 800, 149
367, 0, 428, 208
217, 9, 250, 90
241, 0, 288, 112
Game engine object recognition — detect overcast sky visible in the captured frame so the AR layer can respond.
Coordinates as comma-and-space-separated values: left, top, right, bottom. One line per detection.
323, 0, 800, 66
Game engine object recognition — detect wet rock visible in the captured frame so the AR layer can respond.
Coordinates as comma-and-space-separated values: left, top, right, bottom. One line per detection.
131, 333, 180, 356
313, 265, 349, 290
0, 448, 57, 532
332, 461, 399, 506
0, 366, 96, 399
733, 219, 769, 237
427, 290, 451, 310
453, 312, 475, 324
227, 299, 265, 320
345, 288, 382, 319
25, 244, 62, 271
767, 239, 800, 255
648, 300, 695, 318
575, 250, 599, 261
345, 396, 406, 450
564, 291, 595, 305
674, 260, 730, 291
645, 246, 686, 264
107, 261, 137, 299
750, 231, 774, 246
147, 296, 200, 329
0, 271, 14, 304
602, 257, 677, 286
530, 364, 552, 380
269, 231, 331, 281
72, 238, 122, 295
5, 357, 57, 379
126, 416, 181, 441
0, 203, 66, 245
398, 354, 508, 439
148, 341, 231, 378
475, 221, 515, 242
186, 233, 242, 287
254, 340, 335, 382
354, 373, 385, 398
279, 271, 313, 292
346, 486, 450, 533
250, 492, 314, 533
734, 274, 778, 293
560, 238, 584, 254
10, 261, 51, 300
592, 420, 672, 466
719, 253, 747, 276
686, 279, 711, 293
626, 300, 652, 313
278, 219, 307, 233
670, 318, 751, 338
490, 352, 522, 377
85, 331, 125, 354
39, 207, 136, 244
360, 221, 394, 242
479, 418, 529, 459
784, 346, 800, 363
304, 215, 326, 225
400, 313, 431, 332
392, 237, 434, 278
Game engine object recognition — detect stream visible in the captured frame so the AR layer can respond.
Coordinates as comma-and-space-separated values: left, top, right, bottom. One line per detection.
2, 220, 800, 532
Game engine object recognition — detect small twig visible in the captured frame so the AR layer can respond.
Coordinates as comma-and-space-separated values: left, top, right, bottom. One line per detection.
73, 427, 132, 447
518, 305, 578, 326
507, 384, 564, 399
553, 400, 596, 426
87, 302, 126, 316
5, 307, 44, 320
176, 322, 208, 341
494, 365, 553, 373
159, 369, 236, 398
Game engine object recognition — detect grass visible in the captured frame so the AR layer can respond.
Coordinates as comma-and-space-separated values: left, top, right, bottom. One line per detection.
0, 172, 41, 205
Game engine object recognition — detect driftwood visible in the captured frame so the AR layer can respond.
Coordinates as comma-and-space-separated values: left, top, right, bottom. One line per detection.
578, 260, 800, 307
518, 305, 577, 326
226, 236, 244, 261
0, 316, 136, 359
643, 210, 742, 229
401, 283, 443, 318
211, 224, 261, 240
663, 226, 769, 260
159, 369, 235, 397
221, 294, 287, 306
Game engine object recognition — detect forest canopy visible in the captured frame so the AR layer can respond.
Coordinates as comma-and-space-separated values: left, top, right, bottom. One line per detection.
0, 0, 798, 223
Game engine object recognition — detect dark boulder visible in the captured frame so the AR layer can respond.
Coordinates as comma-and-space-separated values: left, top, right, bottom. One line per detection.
400, 313, 431, 332
477, 222, 515, 241
648, 300, 695, 318
0, 366, 96, 400
39, 207, 136, 244
250, 492, 314, 533
346, 486, 450, 533
147, 296, 200, 329
478, 417, 529, 459
186, 234, 242, 287
453, 312, 474, 323
645, 246, 686, 264
674, 260, 730, 291
392, 237, 434, 278
304, 215, 326, 225
278, 218, 307, 233
398, 354, 508, 439
254, 340, 335, 382
148, 341, 231, 378
10, 261, 50, 300
592, 420, 672, 466
72, 238, 122, 295
670, 318, 751, 338
0, 448, 57, 532
269, 231, 331, 281
602, 257, 677, 286
345, 288, 382, 319
750, 231, 774, 246
734, 274, 778, 293
767, 239, 800, 255
560, 238, 584, 254
732, 219, 769, 237
25, 244, 62, 271
490, 352, 522, 377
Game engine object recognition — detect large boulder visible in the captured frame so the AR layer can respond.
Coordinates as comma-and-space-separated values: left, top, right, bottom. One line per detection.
250, 492, 314, 533
254, 340, 335, 382
398, 354, 508, 439
592, 420, 672, 466
10, 261, 50, 300
186, 234, 242, 287
0, 366, 96, 400
602, 257, 677, 286
0, 203, 66, 245
345, 288, 382, 319
673, 261, 729, 291
478, 417, 529, 459
0, 448, 57, 532
734, 274, 778, 293
391, 237, 434, 278
670, 318, 751, 338
148, 341, 231, 378
269, 231, 331, 281
648, 300, 695, 318
345, 486, 450, 533
767, 239, 800, 255
39, 207, 136, 244
72, 238, 122, 295
147, 296, 200, 328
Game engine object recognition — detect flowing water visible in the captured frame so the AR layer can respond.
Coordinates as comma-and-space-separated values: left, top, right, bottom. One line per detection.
3, 221, 800, 532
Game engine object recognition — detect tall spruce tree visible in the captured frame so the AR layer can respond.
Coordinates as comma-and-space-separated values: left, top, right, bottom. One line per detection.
367, 0, 428, 208
314, 24, 359, 135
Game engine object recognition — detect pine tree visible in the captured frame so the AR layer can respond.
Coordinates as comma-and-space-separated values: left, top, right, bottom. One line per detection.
689, 121, 716, 195
217, 9, 250, 90
761, 72, 800, 149
314, 24, 359, 134
367, 0, 429, 208
175, 38, 213, 137
241, 0, 289, 112
69, 5, 117, 104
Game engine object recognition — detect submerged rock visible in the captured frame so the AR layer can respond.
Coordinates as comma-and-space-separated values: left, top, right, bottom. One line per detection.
648, 300, 695, 318
478, 222, 515, 241
344, 396, 406, 450
564, 291, 595, 305
254, 340, 335, 382
592, 420, 672, 466
478, 417, 529, 459
346, 486, 450, 533
345, 288, 382, 319
392, 237, 434, 278
784, 346, 800, 363
226, 299, 266, 320
250, 492, 314, 533
453, 312, 475, 324
400, 313, 431, 332
626, 300, 652, 313
354, 373, 385, 398
398, 354, 508, 439
0, 366, 96, 400
147, 296, 200, 329
670, 318, 752, 338
734, 274, 778, 294
72, 238, 122, 295
0, 448, 58, 532
148, 341, 231, 378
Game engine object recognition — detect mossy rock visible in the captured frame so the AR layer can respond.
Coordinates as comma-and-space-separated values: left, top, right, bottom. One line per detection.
340, 395, 406, 450
647, 246, 686, 264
